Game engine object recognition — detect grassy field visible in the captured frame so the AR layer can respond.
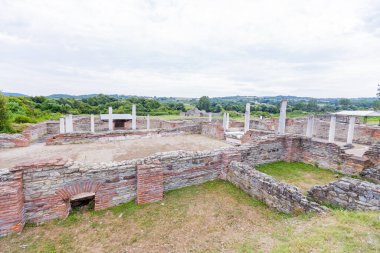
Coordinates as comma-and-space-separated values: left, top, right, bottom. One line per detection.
256, 161, 343, 194
0, 179, 378, 253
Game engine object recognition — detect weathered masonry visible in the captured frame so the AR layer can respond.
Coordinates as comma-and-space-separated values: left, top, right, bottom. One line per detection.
1, 135, 379, 236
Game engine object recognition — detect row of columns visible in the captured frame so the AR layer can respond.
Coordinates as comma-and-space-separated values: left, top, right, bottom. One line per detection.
276, 99, 356, 145
59, 104, 150, 134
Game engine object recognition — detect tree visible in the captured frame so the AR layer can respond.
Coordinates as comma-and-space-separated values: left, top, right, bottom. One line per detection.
373, 100, 380, 110
0, 92, 12, 133
197, 96, 211, 111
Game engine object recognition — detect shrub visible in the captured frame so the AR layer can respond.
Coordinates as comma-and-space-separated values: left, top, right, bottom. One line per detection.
14, 115, 36, 123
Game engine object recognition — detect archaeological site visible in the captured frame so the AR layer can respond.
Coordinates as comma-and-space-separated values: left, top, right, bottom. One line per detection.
1, 100, 379, 241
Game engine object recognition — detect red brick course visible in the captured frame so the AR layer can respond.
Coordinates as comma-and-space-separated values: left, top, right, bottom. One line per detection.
137, 160, 164, 204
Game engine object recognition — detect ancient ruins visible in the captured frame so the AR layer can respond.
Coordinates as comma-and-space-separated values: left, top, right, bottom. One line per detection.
1, 100, 379, 236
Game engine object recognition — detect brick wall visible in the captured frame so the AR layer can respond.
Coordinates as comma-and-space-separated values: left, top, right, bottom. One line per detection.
0, 169, 25, 236
136, 160, 163, 204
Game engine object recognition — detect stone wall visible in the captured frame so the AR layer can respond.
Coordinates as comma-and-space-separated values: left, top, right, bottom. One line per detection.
0, 134, 29, 148
200, 122, 225, 140
241, 134, 373, 174
240, 129, 277, 144
22, 122, 48, 142
308, 177, 380, 211
46, 125, 202, 145
360, 166, 380, 183
0, 122, 48, 149
226, 162, 325, 214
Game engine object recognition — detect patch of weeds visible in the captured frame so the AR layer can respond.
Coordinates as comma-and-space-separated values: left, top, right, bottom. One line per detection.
108, 199, 144, 216
56, 212, 80, 227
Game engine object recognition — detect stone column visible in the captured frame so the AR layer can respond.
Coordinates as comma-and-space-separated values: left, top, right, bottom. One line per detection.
223, 112, 227, 130
346, 116, 356, 145
108, 107, 113, 131
147, 114, 150, 130
132, 104, 137, 130
65, 114, 73, 133
328, 115, 336, 143
208, 112, 212, 122
59, 117, 65, 134
244, 103, 250, 133
306, 116, 314, 138
277, 99, 287, 135
90, 114, 95, 133
226, 113, 230, 130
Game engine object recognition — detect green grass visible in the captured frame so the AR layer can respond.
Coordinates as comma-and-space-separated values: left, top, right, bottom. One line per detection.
256, 161, 342, 193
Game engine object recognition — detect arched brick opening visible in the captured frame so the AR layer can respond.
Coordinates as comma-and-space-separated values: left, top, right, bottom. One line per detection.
56, 180, 103, 212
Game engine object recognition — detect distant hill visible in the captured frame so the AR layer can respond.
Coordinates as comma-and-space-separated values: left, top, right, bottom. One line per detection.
2, 92, 28, 97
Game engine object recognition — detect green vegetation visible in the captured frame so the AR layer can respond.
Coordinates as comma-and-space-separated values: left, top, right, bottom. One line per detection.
256, 161, 342, 193
0, 92, 12, 133
1, 180, 378, 252
1, 94, 187, 133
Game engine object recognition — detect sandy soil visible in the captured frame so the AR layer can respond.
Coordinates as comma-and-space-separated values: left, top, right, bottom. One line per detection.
0, 134, 231, 168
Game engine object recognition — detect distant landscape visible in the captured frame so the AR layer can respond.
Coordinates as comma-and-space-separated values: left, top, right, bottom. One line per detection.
0, 91, 379, 133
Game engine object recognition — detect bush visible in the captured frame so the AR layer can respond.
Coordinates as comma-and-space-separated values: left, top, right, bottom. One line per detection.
14, 115, 36, 123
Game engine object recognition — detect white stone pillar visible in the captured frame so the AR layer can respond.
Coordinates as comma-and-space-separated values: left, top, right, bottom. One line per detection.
90, 114, 95, 133
208, 112, 212, 122
108, 107, 113, 131
277, 99, 287, 135
328, 115, 336, 143
226, 113, 230, 130
244, 103, 250, 133
223, 112, 227, 130
147, 114, 150, 130
65, 114, 73, 133
59, 117, 65, 134
346, 116, 356, 145
132, 104, 137, 130
306, 116, 314, 138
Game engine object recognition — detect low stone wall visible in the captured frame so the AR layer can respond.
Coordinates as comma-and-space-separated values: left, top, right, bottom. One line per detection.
360, 166, 380, 183
22, 122, 48, 142
308, 177, 380, 211
200, 122, 225, 140
240, 129, 276, 144
226, 162, 325, 214
0, 134, 29, 148
46, 125, 201, 145
0, 122, 48, 149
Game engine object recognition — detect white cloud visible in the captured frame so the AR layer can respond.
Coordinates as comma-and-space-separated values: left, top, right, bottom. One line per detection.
0, 0, 379, 97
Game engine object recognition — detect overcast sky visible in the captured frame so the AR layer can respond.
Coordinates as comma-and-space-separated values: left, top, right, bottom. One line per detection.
0, 0, 379, 98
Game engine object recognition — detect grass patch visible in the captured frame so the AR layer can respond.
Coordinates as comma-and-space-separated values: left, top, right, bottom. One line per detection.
256, 161, 342, 194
